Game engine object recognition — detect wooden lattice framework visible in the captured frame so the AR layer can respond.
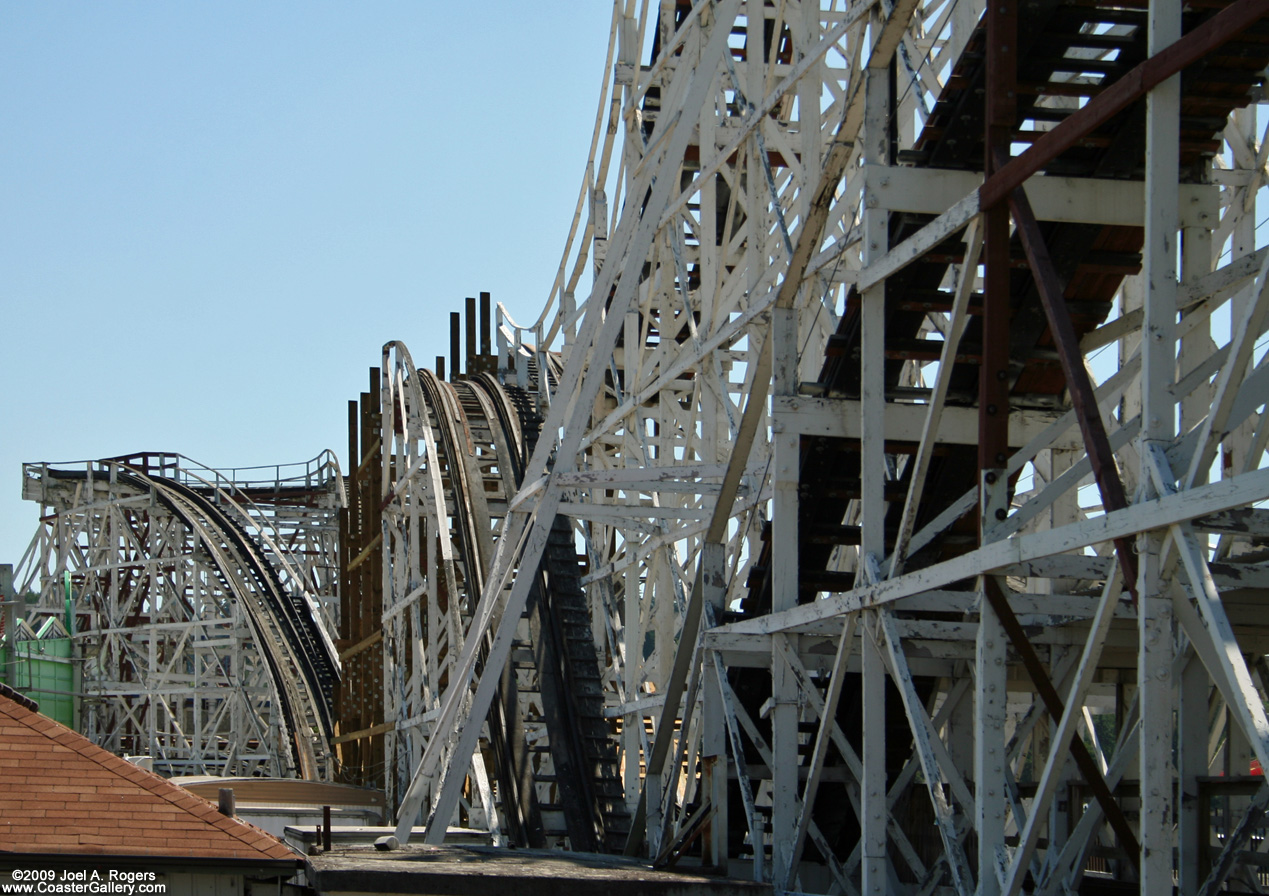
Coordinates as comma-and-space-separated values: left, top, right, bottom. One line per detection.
14, 0, 1269, 890
16, 453, 342, 779
383, 1, 1269, 893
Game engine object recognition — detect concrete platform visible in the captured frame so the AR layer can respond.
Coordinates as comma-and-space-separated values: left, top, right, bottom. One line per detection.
303, 842, 771, 896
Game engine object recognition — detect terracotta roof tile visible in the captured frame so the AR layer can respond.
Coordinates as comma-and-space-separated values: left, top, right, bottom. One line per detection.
0, 690, 299, 863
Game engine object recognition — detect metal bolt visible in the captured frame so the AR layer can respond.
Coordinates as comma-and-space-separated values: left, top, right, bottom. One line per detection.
985, 471, 998, 484
995, 508, 1007, 521
986, 403, 997, 415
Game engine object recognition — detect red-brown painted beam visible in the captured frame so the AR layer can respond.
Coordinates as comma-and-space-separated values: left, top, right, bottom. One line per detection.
980, 0, 1269, 210
982, 577, 1141, 870
979, 0, 1015, 480
1004, 162, 1141, 605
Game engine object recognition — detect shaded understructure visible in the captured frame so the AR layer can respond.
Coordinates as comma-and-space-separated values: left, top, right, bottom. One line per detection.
16, 2, 1269, 893
374, 2, 1269, 893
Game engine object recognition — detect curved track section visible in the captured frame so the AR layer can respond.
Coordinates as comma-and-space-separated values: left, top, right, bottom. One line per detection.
18, 1, 1269, 888
125, 468, 340, 778
391, 2, 1269, 892
41, 464, 340, 778
378, 342, 628, 850
20, 454, 343, 778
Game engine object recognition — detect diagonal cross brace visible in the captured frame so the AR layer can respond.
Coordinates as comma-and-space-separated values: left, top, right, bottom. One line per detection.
982, 577, 1141, 869
626, 0, 923, 857
1004, 167, 1140, 603
980, 0, 1269, 210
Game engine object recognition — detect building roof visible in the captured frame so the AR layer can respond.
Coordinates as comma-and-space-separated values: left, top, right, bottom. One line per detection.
0, 684, 299, 864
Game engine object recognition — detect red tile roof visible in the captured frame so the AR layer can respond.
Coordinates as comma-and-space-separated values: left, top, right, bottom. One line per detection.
0, 685, 299, 863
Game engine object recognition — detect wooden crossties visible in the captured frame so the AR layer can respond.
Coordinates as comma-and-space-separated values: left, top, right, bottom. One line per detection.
17, 452, 343, 779
371, 1, 1269, 894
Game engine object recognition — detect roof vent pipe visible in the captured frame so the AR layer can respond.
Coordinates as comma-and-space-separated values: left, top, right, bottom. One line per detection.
217, 787, 235, 817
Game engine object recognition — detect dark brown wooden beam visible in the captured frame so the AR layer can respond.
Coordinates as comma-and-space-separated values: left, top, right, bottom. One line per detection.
466, 296, 478, 376
450, 311, 461, 382
980, 0, 1015, 499
980, 0, 1269, 210
1004, 160, 1141, 604
983, 577, 1141, 870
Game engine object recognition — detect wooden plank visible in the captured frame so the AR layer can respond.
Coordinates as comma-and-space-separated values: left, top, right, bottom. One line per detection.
333, 721, 395, 745
980, 0, 1269, 209
339, 630, 382, 662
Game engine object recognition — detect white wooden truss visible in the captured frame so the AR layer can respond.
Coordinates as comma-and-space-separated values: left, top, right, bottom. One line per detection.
15, 453, 342, 779
383, 1, 1269, 893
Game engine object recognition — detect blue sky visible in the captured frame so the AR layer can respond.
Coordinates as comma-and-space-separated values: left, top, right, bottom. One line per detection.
1, 4, 614, 568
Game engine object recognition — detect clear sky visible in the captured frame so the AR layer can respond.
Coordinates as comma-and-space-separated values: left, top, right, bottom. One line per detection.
1, 3, 615, 569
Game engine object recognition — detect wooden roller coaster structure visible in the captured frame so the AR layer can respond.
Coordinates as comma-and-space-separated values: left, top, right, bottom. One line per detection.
18, 0, 1269, 891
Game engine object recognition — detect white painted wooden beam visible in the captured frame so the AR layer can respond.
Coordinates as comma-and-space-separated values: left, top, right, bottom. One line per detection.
772, 395, 1084, 448
863, 164, 1216, 227
718, 465, 1269, 636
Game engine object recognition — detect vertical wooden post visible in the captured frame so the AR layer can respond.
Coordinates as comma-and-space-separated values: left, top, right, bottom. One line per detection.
1139, 0, 1181, 889
450, 312, 461, 382
859, 57, 890, 894
465, 296, 477, 377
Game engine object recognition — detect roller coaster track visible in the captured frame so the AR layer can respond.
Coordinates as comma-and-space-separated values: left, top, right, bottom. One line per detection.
375, 343, 629, 850
42, 462, 341, 779
18, 0, 1269, 889
377, 1, 1269, 892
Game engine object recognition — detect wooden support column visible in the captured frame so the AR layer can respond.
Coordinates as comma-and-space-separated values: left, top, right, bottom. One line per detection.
861, 610, 887, 891
699, 543, 728, 871
766, 6, 798, 875
1178, 653, 1209, 894
1234, 107, 1260, 483
702, 653, 729, 871
465, 296, 477, 377
977, 4, 1015, 891
979, 0, 1014, 494
860, 59, 889, 894
449, 312, 461, 382
1139, 1, 1182, 889
1177, 173, 1213, 896
975, 584, 1007, 895
770, 305, 799, 883
480, 292, 492, 357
